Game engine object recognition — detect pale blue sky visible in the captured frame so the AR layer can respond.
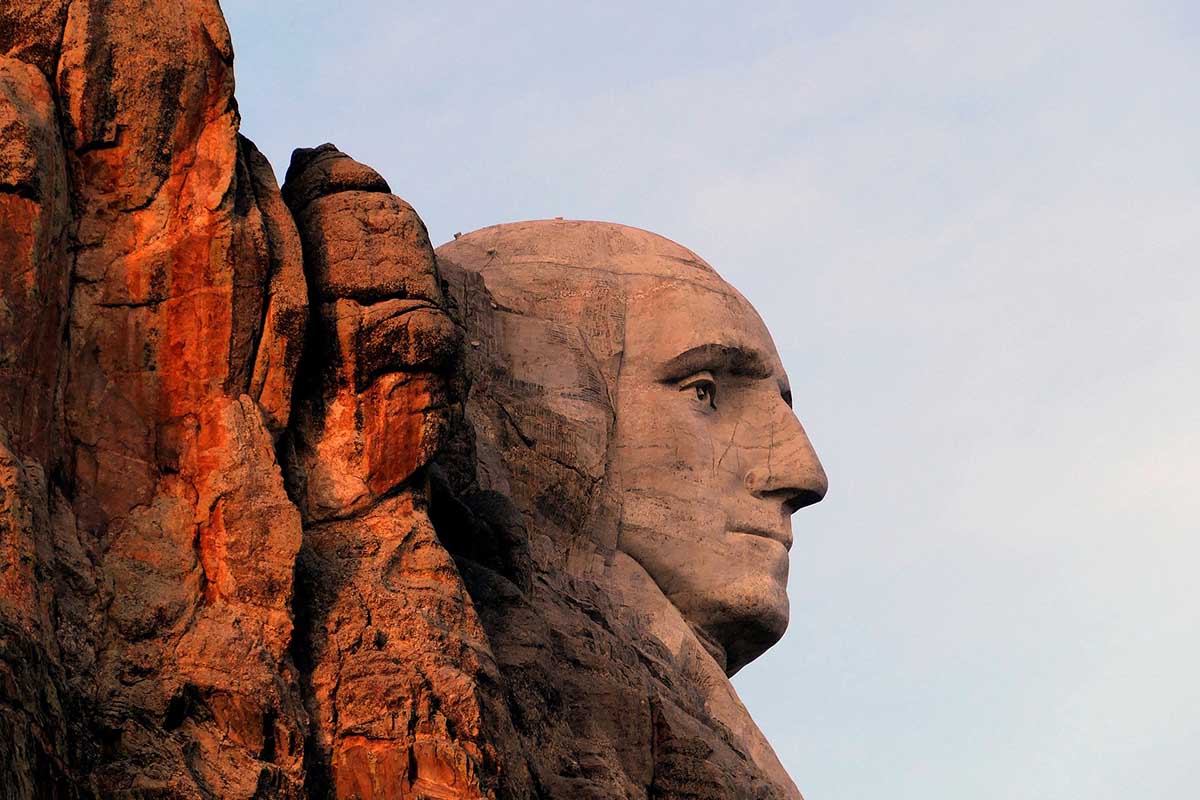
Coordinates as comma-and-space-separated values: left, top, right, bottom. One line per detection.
222, 2, 1200, 797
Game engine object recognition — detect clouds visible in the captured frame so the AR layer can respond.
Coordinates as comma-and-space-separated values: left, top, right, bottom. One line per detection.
225, 2, 1199, 797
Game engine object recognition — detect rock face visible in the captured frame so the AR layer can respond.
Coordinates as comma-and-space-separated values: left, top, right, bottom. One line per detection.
280, 144, 521, 799
1, 2, 308, 796
0, 3, 825, 799
433, 222, 826, 799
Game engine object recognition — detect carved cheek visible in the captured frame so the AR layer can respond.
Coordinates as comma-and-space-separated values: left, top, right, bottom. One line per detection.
619, 401, 714, 503
665, 414, 721, 481
712, 397, 787, 503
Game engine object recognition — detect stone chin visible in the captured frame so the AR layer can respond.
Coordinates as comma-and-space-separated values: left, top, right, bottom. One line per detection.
688, 534, 792, 676
709, 601, 790, 678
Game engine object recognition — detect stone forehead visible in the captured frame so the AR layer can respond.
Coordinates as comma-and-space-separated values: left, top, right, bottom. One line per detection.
436, 219, 730, 288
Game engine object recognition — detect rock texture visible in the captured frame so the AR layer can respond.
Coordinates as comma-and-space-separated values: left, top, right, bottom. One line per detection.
1, 2, 308, 796
280, 144, 522, 799
434, 221, 826, 799
0, 2, 824, 798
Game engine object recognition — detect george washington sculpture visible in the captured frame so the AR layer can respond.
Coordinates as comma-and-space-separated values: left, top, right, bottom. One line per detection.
0, 0, 827, 788
429, 219, 828, 798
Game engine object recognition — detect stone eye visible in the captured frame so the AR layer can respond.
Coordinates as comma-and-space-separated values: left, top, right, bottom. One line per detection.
680, 373, 717, 410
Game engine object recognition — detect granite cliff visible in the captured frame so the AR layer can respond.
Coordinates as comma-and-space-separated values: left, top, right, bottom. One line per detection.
0, 3, 823, 797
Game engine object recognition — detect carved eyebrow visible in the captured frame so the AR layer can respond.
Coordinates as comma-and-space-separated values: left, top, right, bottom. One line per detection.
656, 343, 773, 382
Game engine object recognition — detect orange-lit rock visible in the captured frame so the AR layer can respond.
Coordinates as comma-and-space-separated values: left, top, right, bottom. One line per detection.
0, 54, 71, 466
282, 144, 522, 799
1, 1, 307, 796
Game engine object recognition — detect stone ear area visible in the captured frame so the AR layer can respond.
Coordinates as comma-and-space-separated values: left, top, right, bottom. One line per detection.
1, 3, 801, 799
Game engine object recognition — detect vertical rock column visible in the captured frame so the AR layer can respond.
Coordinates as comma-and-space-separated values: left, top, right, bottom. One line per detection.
0, 48, 80, 797
3, 1, 310, 796
282, 145, 514, 799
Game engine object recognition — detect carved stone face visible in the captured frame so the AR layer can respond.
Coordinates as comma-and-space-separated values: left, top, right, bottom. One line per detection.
614, 256, 827, 676
436, 220, 827, 676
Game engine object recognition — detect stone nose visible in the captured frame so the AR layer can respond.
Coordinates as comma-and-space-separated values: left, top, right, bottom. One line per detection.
743, 412, 828, 512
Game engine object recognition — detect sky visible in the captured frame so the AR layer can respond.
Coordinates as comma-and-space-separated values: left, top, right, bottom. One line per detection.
221, 2, 1200, 797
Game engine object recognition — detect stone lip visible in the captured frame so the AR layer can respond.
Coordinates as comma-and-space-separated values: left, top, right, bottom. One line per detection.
730, 524, 795, 551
